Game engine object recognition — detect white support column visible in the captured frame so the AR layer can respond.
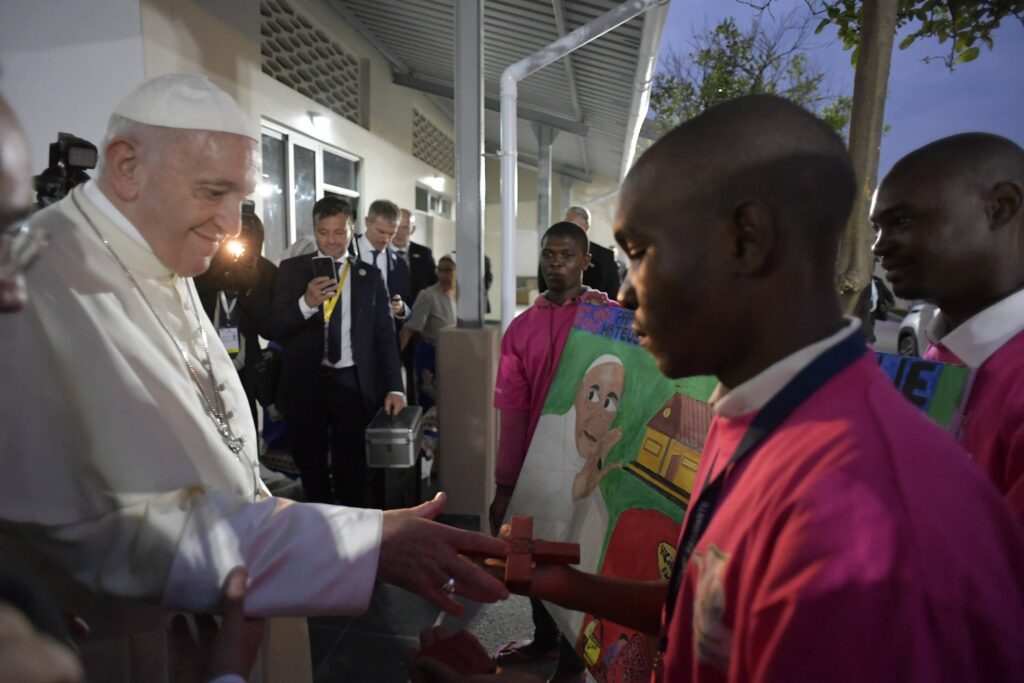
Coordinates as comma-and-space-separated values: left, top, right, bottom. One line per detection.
454, 0, 485, 327
441, 0, 499, 525
533, 123, 558, 238
558, 174, 574, 219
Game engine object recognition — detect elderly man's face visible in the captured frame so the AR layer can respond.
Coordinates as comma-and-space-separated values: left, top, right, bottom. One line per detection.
134, 131, 257, 276
573, 361, 625, 462
564, 211, 589, 232
364, 214, 397, 251
0, 96, 37, 311
393, 211, 413, 249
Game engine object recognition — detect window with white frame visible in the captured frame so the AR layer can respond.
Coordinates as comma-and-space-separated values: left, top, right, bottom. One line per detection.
258, 121, 361, 263
415, 185, 452, 220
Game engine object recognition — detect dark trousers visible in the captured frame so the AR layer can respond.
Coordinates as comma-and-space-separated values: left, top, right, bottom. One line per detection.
288, 367, 382, 507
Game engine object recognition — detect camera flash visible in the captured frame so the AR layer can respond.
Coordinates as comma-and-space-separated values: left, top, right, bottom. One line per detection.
225, 240, 246, 258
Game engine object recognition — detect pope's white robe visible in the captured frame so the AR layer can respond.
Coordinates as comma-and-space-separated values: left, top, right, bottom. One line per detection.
0, 184, 383, 681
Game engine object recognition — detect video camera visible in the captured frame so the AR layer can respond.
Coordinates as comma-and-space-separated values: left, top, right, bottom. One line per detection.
202, 200, 262, 297
34, 133, 98, 208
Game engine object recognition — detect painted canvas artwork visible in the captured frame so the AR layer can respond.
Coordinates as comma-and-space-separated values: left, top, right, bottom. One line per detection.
506, 306, 974, 682
874, 352, 973, 431
507, 303, 716, 682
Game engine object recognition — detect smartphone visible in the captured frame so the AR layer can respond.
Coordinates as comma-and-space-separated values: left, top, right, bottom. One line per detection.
312, 255, 336, 280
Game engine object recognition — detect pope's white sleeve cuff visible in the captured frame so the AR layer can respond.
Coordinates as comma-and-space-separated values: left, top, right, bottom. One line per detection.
162, 492, 383, 617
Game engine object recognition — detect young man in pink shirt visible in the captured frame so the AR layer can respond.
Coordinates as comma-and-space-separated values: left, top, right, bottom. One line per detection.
872, 133, 1024, 527
415, 96, 1024, 683
489, 220, 617, 679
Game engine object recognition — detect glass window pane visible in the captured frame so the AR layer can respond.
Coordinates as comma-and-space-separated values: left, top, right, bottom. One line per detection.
260, 133, 288, 262
293, 144, 316, 240
324, 151, 357, 190
415, 186, 429, 212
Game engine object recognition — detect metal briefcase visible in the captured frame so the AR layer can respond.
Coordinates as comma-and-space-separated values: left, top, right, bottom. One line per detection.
365, 405, 423, 468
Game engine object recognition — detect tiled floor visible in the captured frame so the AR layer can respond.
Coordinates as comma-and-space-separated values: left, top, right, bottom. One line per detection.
309, 585, 557, 682
308, 507, 560, 682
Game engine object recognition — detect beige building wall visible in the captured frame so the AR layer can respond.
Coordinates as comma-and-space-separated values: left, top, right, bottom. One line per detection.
139, 0, 456, 251
0, 0, 146, 173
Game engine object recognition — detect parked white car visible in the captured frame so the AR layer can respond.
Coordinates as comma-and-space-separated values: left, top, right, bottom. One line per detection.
898, 302, 939, 357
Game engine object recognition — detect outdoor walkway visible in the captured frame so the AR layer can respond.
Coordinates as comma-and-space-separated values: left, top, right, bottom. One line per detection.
308, 510, 560, 682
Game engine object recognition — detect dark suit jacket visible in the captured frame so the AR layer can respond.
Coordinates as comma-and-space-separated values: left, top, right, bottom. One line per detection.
352, 235, 412, 306
537, 241, 620, 299
400, 241, 437, 304
263, 253, 403, 417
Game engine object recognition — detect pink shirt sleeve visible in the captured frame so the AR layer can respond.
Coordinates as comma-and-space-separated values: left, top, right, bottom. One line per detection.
493, 322, 531, 412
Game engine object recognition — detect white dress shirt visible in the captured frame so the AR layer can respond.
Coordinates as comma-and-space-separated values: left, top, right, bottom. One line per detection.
357, 233, 409, 319
298, 252, 355, 368
711, 318, 862, 418
925, 289, 1024, 368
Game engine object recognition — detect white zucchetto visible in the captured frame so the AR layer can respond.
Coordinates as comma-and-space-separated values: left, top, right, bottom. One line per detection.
112, 73, 260, 141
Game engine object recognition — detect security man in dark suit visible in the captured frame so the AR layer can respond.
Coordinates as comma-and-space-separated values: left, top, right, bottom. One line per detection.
351, 199, 413, 321
537, 205, 621, 299
195, 210, 278, 431
264, 196, 405, 507
393, 208, 436, 402
395, 209, 437, 302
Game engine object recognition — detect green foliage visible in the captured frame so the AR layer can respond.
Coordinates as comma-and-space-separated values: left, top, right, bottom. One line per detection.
650, 16, 853, 138
812, 0, 1023, 69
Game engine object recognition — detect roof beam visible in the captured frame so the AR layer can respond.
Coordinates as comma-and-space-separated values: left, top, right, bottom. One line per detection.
325, 0, 412, 74
485, 142, 592, 183
393, 72, 589, 137
551, 0, 591, 176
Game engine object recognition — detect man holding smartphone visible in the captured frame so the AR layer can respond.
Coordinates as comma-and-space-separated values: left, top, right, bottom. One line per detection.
266, 196, 406, 507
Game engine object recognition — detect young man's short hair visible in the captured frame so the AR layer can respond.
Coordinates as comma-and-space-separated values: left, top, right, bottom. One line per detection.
542, 221, 589, 253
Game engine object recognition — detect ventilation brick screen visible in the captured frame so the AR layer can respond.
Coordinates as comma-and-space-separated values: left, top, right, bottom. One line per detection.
412, 109, 455, 178
260, 0, 362, 125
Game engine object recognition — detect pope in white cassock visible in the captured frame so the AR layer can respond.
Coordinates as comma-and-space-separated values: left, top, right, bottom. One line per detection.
0, 74, 507, 682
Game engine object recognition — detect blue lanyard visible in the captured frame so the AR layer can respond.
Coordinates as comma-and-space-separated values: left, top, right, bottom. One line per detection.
657, 329, 866, 666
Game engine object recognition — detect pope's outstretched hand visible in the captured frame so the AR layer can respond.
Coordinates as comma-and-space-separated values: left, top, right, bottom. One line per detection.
379, 493, 511, 615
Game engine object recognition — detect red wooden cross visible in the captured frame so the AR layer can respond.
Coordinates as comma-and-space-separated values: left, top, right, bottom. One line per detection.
504, 515, 580, 593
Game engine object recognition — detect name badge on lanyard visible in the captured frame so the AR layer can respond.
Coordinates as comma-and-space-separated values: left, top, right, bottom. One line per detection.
218, 292, 241, 356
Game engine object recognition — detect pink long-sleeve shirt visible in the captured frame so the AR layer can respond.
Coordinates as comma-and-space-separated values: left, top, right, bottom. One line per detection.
493, 288, 617, 486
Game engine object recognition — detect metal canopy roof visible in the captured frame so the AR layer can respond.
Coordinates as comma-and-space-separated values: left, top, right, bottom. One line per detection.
325, 0, 660, 181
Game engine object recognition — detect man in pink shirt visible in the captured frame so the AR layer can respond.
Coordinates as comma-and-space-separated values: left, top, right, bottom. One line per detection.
872, 133, 1024, 527
490, 221, 618, 532
414, 96, 1024, 683
490, 220, 616, 679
